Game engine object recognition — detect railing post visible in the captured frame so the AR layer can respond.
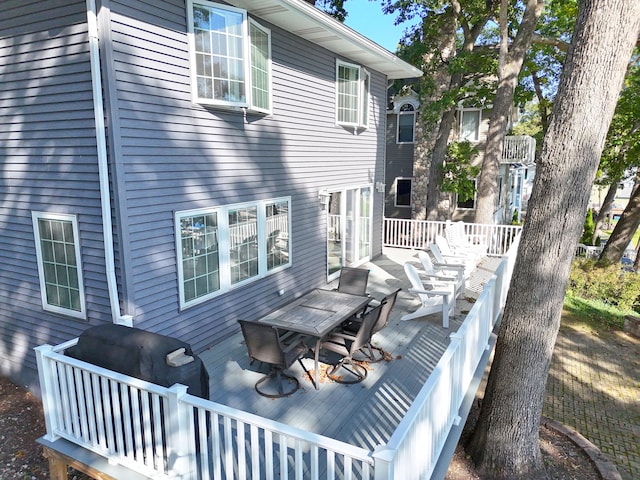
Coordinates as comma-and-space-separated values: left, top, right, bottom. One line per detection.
448, 333, 464, 425
372, 445, 395, 480
35, 344, 61, 442
166, 384, 196, 480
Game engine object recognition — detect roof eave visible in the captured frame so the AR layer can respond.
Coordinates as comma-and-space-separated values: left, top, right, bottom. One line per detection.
224, 0, 423, 80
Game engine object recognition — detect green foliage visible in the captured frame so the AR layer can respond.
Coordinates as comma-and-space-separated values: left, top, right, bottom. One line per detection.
563, 295, 627, 331
580, 208, 595, 245
440, 141, 480, 201
315, 0, 347, 22
567, 259, 640, 314
511, 210, 521, 225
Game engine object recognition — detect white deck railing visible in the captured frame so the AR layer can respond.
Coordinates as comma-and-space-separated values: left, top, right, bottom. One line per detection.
384, 218, 522, 256
36, 224, 521, 480
372, 233, 519, 480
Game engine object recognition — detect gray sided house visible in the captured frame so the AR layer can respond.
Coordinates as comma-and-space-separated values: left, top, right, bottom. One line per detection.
0, 0, 421, 393
385, 88, 535, 223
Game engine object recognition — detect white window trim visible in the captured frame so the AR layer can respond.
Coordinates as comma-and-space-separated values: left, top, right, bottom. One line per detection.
176, 197, 291, 309
456, 179, 478, 210
396, 105, 416, 144
32, 211, 86, 319
394, 177, 413, 207
248, 18, 272, 114
459, 108, 482, 142
335, 59, 370, 129
187, 0, 251, 108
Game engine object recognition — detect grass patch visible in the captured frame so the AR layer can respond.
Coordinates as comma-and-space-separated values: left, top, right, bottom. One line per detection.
563, 294, 628, 331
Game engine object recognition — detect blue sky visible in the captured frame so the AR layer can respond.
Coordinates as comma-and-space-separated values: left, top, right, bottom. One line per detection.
343, 0, 418, 52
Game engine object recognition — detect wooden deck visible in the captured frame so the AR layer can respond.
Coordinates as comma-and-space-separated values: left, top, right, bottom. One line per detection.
199, 247, 502, 453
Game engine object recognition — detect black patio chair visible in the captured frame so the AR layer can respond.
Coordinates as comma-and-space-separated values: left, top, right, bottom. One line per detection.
238, 320, 309, 398
335, 266, 370, 296
342, 288, 400, 363
318, 301, 384, 384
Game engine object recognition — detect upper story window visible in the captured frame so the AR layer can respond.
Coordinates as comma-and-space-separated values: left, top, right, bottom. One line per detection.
336, 60, 370, 128
188, 1, 271, 112
32, 212, 86, 319
459, 109, 481, 142
395, 178, 412, 207
176, 198, 291, 309
397, 104, 415, 143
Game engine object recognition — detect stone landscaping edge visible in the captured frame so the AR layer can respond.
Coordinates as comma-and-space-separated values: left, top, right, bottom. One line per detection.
542, 416, 623, 480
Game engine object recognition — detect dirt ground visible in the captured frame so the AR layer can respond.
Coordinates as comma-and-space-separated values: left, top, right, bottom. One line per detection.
0, 374, 601, 480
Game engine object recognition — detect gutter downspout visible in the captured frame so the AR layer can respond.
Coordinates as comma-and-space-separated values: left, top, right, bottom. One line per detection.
86, 0, 132, 327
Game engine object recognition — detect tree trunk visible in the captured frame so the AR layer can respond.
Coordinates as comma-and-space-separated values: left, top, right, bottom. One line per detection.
467, 1, 640, 478
474, 0, 544, 225
599, 182, 640, 264
426, 103, 457, 220
593, 182, 618, 244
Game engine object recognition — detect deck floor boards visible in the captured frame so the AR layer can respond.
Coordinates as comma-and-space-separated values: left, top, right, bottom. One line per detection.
198, 248, 501, 452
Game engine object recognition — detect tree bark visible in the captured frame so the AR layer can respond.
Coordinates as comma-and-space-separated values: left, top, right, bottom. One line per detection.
422, 2, 497, 219
474, 0, 545, 225
426, 106, 457, 219
467, 1, 640, 478
599, 182, 640, 264
593, 182, 618, 244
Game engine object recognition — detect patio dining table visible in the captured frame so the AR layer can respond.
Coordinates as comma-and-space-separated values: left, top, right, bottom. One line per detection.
257, 288, 371, 389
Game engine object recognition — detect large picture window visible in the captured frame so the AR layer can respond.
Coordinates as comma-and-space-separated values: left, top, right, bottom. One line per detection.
188, 1, 271, 111
336, 60, 370, 128
176, 198, 291, 308
32, 212, 86, 319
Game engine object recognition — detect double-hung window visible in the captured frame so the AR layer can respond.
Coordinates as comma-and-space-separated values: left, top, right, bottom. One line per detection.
336, 60, 370, 128
176, 198, 291, 308
459, 109, 481, 142
397, 104, 415, 143
188, 0, 271, 112
32, 212, 86, 319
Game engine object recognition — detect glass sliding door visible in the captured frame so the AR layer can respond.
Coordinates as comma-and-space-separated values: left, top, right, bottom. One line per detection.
327, 185, 372, 280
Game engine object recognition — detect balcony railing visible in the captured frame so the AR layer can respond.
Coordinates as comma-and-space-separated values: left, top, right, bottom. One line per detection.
36, 222, 521, 480
502, 135, 536, 165
383, 218, 522, 256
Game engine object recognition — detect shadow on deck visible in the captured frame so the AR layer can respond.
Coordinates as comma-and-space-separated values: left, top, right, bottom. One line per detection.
199, 247, 502, 453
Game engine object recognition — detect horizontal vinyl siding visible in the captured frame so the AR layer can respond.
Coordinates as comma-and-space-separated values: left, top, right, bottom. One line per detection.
106, 1, 388, 352
0, 0, 111, 390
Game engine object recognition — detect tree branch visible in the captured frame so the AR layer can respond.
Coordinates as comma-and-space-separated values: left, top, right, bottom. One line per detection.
531, 33, 570, 52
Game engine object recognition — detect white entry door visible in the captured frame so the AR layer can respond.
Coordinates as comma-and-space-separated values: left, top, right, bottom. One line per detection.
327, 185, 372, 280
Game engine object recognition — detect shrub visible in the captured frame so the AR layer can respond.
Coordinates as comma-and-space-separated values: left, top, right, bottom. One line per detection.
568, 258, 640, 313
580, 208, 595, 245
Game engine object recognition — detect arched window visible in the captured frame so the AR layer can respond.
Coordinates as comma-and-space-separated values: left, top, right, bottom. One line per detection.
397, 103, 415, 143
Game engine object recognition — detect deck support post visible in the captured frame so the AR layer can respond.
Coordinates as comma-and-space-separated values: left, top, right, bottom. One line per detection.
35, 344, 60, 442
166, 384, 196, 479
372, 445, 395, 480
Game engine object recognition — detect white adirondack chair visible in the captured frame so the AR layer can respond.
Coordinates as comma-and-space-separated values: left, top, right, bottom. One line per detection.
417, 250, 464, 299
401, 263, 455, 328
444, 221, 488, 257
433, 235, 479, 277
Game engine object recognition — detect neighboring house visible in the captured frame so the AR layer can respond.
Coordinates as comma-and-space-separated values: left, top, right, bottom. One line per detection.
385, 90, 535, 223
0, 0, 421, 393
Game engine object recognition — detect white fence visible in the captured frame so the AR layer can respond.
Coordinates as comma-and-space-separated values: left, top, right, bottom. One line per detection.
36, 342, 374, 479
36, 227, 521, 480
384, 218, 522, 256
372, 233, 520, 480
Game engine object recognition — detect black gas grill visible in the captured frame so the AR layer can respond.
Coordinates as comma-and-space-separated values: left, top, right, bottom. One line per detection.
65, 324, 209, 399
